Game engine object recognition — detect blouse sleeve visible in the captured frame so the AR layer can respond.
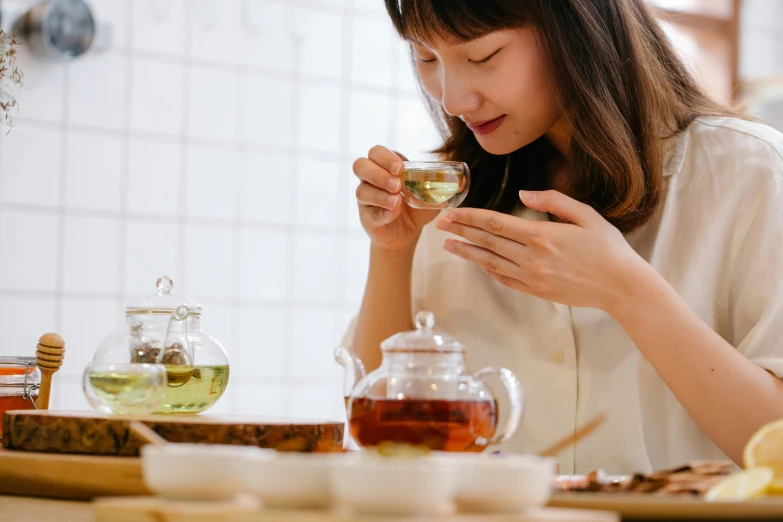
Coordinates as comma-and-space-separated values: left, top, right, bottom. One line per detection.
728, 175, 783, 377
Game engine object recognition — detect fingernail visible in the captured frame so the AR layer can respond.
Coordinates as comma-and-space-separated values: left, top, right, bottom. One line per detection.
391, 162, 402, 175
387, 194, 398, 208
436, 219, 450, 231
388, 178, 401, 192
444, 241, 455, 253
519, 190, 536, 201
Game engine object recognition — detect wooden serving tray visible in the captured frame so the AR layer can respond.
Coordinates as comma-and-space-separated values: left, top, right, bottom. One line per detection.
550, 492, 783, 520
2, 410, 344, 456
0, 447, 148, 499
92, 496, 619, 522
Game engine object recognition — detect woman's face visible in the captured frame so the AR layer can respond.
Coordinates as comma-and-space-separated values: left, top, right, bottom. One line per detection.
413, 28, 562, 155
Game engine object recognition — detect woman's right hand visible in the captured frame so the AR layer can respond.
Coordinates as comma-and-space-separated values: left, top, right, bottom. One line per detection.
353, 146, 440, 255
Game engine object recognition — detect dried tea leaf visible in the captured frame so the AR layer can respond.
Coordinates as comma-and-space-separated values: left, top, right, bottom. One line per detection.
367, 441, 431, 458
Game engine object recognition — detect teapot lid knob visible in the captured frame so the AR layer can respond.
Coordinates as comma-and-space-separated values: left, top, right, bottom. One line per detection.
173, 305, 190, 320
156, 276, 174, 295
414, 311, 435, 330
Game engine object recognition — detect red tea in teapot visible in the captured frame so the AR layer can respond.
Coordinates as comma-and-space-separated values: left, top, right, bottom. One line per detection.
348, 397, 498, 452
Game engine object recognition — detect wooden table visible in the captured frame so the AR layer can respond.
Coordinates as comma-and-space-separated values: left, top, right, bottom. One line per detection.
1, 495, 618, 522
2, 496, 92, 522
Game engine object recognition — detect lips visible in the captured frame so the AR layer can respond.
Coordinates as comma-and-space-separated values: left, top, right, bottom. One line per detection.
465, 115, 506, 135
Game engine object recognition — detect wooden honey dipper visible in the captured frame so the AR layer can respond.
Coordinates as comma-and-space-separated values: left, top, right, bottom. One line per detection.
35, 333, 65, 410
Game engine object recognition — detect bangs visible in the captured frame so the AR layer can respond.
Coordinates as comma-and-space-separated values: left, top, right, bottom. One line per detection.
384, 0, 533, 45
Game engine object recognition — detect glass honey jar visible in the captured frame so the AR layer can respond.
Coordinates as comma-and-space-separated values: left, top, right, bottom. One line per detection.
0, 356, 40, 439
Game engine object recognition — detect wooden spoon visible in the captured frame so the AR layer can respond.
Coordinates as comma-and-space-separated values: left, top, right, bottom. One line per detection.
538, 412, 608, 458
129, 421, 168, 446
35, 333, 65, 410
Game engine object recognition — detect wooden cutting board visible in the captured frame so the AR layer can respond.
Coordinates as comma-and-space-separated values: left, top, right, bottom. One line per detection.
0, 447, 148, 499
550, 492, 783, 519
2, 410, 344, 455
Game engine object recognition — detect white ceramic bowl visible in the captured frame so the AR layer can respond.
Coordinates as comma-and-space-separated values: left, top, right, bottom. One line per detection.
444, 454, 556, 513
330, 455, 456, 516
242, 452, 336, 509
141, 443, 270, 501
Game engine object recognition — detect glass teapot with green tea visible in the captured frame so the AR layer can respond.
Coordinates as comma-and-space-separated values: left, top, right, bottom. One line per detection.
335, 311, 523, 452
86, 276, 230, 414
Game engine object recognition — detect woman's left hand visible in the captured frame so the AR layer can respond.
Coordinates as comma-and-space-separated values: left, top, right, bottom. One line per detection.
437, 190, 649, 312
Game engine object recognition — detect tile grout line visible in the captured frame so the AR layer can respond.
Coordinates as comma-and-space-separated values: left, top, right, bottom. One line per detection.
229, 3, 252, 415
282, 3, 303, 417
332, 0, 355, 420
116, 0, 135, 320
51, 57, 71, 409
10, 116, 423, 163
0, 201, 369, 237
102, 46, 419, 98
176, 1, 194, 296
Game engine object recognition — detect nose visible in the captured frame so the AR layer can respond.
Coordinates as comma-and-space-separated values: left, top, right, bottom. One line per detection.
440, 71, 482, 118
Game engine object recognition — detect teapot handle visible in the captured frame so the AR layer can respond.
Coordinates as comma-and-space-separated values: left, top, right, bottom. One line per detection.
473, 366, 524, 447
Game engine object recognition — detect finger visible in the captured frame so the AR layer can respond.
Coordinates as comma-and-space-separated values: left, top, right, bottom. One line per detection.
362, 198, 402, 226
356, 182, 400, 210
353, 157, 402, 193
368, 145, 405, 177
519, 190, 597, 226
443, 239, 521, 279
443, 208, 537, 244
436, 218, 523, 260
484, 268, 533, 293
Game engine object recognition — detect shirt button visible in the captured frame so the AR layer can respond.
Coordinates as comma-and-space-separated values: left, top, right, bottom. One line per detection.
552, 351, 565, 365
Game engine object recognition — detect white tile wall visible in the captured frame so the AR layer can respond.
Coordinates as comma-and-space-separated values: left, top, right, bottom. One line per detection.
295, 157, 341, 227
238, 229, 288, 300
240, 151, 292, 224
126, 138, 181, 217
129, 58, 184, 136
241, 75, 294, 148
0, 210, 59, 291
298, 83, 343, 153
0, 125, 61, 206
130, 0, 187, 56
187, 66, 241, 142
185, 145, 238, 220
67, 54, 127, 130
124, 221, 180, 294
64, 132, 123, 212
62, 216, 121, 294
294, 7, 344, 80
10, 0, 774, 423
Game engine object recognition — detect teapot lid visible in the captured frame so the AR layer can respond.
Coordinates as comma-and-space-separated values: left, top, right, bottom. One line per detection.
380, 311, 464, 352
125, 276, 202, 315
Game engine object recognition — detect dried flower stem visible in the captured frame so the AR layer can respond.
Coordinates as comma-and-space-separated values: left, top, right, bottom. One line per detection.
0, 29, 23, 130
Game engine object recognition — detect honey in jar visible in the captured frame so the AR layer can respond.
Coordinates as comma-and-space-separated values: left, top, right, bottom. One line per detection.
0, 357, 40, 439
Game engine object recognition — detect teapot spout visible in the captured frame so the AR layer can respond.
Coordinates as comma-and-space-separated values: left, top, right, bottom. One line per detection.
334, 346, 366, 396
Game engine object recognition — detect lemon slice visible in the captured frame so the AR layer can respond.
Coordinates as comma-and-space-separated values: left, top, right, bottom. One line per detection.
744, 419, 783, 492
705, 467, 773, 502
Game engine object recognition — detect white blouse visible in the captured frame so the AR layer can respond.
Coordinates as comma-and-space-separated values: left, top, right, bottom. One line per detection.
342, 116, 783, 474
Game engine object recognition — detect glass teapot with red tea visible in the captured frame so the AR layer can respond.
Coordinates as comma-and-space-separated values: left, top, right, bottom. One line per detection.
335, 311, 523, 452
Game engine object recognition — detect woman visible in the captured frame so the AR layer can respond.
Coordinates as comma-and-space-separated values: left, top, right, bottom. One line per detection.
344, 0, 783, 474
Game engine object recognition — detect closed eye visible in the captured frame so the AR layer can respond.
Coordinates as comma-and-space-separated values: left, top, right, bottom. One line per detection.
419, 57, 437, 64
469, 48, 502, 65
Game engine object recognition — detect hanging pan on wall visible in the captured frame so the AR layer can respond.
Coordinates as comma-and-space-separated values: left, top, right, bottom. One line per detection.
0, 0, 111, 59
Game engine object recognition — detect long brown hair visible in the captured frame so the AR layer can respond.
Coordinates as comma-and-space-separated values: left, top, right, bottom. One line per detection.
385, 0, 733, 233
